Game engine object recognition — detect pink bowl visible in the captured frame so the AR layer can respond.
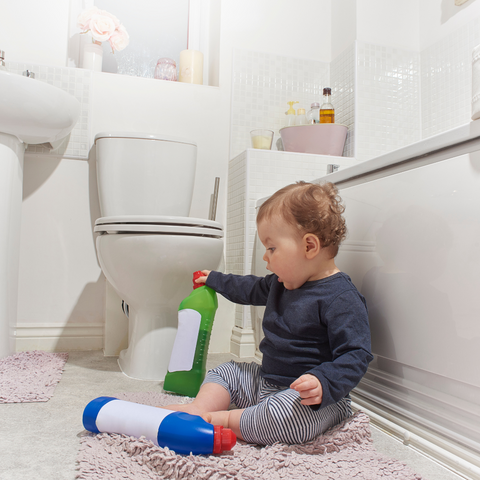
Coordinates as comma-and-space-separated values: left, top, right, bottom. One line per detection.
279, 124, 348, 156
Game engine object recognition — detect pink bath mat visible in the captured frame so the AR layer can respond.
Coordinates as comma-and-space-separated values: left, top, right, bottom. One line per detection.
77, 392, 423, 480
0, 350, 68, 403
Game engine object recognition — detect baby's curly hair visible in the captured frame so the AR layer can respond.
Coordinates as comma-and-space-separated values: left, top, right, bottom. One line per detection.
257, 181, 347, 258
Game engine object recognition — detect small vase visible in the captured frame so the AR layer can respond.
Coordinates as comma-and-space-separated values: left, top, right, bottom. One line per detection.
154, 58, 177, 81
82, 41, 103, 71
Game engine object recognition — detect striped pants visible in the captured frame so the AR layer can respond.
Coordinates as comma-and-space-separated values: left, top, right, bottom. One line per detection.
202, 361, 352, 446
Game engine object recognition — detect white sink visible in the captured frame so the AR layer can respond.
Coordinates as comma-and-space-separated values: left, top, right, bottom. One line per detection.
0, 69, 81, 359
0, 70, 81, 144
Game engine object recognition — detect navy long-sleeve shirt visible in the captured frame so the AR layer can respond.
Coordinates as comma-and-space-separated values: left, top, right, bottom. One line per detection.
206, 271, 373, 409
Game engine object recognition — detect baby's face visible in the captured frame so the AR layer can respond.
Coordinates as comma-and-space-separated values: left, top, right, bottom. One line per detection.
257, 216, 311, 290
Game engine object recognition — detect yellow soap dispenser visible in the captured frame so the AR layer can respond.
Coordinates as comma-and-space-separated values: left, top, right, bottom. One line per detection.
285, 101, 299, 126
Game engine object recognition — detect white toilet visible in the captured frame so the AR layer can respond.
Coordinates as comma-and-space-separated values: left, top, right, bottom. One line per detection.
93, 132, 224, 381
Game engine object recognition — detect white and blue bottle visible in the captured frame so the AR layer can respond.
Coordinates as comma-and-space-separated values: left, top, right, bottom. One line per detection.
83, 396, 236, 455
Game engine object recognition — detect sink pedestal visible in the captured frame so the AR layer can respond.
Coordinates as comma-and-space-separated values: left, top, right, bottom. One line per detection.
0, 133, 25, 358
0, 70, 80, 358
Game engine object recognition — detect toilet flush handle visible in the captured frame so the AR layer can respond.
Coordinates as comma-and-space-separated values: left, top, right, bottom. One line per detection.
209, 177, 220, 221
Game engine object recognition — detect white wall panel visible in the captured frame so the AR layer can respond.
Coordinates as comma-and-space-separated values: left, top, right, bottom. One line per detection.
336, 150, 480, 462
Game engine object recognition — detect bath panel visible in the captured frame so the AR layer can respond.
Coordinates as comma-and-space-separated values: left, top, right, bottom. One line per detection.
335, 150, 480, 477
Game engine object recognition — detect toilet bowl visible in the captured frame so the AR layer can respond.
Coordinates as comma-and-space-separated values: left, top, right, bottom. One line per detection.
94, 133, 224, 381
95, 216, 223, 380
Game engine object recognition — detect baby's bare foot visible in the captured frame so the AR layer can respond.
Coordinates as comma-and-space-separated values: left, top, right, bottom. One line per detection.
202, 410, 230, 428
201, 412, 213, 423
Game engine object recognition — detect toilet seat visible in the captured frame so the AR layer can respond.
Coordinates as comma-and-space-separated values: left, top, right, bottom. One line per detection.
94, 215, 223, 237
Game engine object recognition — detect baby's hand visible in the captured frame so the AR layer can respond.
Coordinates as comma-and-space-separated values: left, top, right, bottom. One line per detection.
195, 270, 211, 285
290, 374, 323, 406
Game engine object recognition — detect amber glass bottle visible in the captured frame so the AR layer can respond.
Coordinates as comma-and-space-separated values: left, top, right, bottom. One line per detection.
320, 87, 335, 123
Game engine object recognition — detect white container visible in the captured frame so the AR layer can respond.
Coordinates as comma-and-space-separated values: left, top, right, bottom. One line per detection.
250, 129, 274, 149
306, 102, 320, 124
94, 132, 197, 217
82, 41, 103, 71
285, 113, 296, 126
279, 124, 347, 156
296, 108, 307, 125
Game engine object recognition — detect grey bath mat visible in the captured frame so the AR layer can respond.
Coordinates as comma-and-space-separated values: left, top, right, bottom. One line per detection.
0, 350, 68, 403
77, 392, 423, 480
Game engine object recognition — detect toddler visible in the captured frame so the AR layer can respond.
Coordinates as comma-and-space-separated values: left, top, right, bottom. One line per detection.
164, 181, 373, 446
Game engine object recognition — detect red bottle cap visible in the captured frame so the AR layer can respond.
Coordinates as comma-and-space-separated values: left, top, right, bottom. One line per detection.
213, 425, 236, 454
193, 271, 205, 290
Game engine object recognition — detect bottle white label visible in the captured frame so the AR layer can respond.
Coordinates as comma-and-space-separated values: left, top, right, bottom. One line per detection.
96, 400, 173, 446
168, 309, 201, 372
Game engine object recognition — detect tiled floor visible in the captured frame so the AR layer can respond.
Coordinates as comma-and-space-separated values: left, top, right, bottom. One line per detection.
0, 351, 466, 479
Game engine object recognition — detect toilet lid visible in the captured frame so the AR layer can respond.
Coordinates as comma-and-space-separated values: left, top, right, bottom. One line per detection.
94, 215, 223, 237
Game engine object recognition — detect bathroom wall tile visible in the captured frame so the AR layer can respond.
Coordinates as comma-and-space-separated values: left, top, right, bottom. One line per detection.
6, 63, 91, 160
331, 44, 356, 158
230, 49, 330, 159
421, 17, 480, 139
355, 42, 421, 162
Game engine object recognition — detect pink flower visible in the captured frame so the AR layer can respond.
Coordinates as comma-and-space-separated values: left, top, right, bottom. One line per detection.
89, 13, 116, 42
108, 25, 129, 52
98, 9, 121, 28
77, 7, 129, 52
77, 6, 100, 32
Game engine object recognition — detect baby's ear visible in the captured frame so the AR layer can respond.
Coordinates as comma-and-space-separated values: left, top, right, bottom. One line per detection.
304, 233, 320, 258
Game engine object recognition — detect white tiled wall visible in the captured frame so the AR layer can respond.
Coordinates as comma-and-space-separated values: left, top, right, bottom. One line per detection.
230, 43, 422, 163
421, 16, 480, 138
6, 62, 91, 159
355, 42, 421, 161
230, 49, 330, 159
227, 149, 355, 329
331, 44, 356, 158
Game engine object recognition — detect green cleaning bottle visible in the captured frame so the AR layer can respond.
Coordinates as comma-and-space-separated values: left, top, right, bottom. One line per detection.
163, 271, 218, 397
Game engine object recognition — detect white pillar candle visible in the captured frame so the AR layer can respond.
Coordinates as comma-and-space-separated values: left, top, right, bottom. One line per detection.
179, 49, 204, 85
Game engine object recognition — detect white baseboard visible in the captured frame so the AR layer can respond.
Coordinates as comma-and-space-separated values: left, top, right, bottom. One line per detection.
351, 393, 480, 480
230, 326, 256, 358
15, 323, 104, 352
254, 348, 263, 363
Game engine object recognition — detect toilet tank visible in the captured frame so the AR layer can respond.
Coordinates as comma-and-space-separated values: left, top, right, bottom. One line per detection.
95, 132, 197, 217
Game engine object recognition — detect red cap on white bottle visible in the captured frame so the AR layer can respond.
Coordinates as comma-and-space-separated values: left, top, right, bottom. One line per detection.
213, 425, 237, 454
